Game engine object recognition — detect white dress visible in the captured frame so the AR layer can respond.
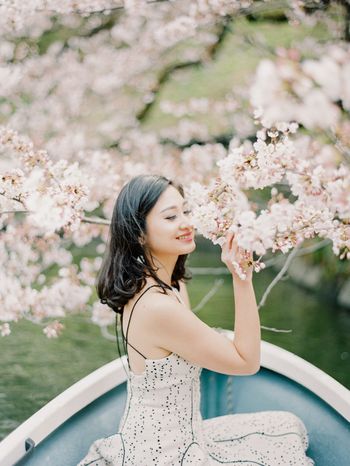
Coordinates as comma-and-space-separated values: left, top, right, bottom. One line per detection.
77, 285, 314, 466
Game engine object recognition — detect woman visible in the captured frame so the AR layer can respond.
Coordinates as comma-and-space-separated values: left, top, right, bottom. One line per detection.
77, 174, 314, 465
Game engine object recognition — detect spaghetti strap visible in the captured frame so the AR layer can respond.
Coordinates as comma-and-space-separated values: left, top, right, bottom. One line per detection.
121, 284, 177, 365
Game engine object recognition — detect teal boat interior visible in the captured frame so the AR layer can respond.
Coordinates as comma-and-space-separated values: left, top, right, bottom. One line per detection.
14, 366, 350, 466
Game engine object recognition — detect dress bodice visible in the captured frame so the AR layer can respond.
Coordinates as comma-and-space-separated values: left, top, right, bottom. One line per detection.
117, 352, 209, 464
77, 287, 314, 465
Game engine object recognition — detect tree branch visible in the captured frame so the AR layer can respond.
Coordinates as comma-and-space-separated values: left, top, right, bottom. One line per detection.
0, 209, 29, 216
136, 17, 237, 123
81, 215, 110, 225
258, 245, 300, 310
0, 192, 25, 206
262, 238, 331, 268
344, 0, 350, 41
260, 325, 292, 333
327, 130, 350, 165
192, 278, 224, 314
160, 132, 236, 149
136, 60, 201, 121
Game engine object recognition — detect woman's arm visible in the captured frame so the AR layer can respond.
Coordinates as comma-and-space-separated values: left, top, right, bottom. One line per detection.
146, 232, 260, 376
231, 277, 260, 372
221, 232, 260, 372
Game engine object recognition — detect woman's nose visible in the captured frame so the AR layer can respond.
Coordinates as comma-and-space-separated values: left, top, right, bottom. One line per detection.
180, 216, 193, 230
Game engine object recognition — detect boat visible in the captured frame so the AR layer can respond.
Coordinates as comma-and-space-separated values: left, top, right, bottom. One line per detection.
0, 331, 349, 466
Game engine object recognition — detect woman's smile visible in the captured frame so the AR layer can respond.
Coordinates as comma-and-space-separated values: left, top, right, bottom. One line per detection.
176, 231, 193, 242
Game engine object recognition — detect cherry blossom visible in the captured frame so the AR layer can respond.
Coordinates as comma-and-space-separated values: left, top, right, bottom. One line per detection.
187, 118, 350, 278
0, 0, 349, 335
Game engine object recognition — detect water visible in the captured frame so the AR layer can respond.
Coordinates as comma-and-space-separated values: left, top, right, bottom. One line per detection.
0, 237, 349, 441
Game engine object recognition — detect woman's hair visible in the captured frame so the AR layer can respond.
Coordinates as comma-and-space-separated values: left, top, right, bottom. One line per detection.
97, 174, 192, 315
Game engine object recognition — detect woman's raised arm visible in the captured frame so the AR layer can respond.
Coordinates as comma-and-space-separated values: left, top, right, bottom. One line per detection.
145, 232, 260, 376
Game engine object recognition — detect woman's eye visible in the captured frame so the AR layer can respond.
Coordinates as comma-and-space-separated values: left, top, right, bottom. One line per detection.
166, 210, 191, 220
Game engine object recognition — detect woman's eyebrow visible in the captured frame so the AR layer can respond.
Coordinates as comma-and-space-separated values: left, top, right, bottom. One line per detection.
160, 201, 188, 213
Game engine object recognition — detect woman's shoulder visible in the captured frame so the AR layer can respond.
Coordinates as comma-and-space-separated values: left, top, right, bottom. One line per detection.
122, 285, 182, 338
124, 281, 176, 314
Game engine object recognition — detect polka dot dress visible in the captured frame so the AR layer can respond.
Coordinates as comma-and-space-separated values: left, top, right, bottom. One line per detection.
77, 352, 314, 465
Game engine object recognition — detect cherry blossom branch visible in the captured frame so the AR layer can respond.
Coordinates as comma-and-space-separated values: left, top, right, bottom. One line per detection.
190, 276, 292, 333
192, 278, 224, 314
192, 277, 293, 333
74, 0, 171, 15
136, 23, 231, 121
338, 0, 350, 41
75, 0, 283, 18
243, 0, 289, 18
258, 245, 301, 310
82, 215, 110, 226
189, 240, 331, 277
327, 130, 350, 165
0, 192, 25, 206
0, 208, 111, 225
240, 31, 276, 56
260, 325, 292, 333
28, 0, 171, 17
259, 239, 330, 334
262, 238, 331, 268
160, 132, 235, 149
296, 238, 331, 255
136, 60, 201, 121
0, 210, 29, 216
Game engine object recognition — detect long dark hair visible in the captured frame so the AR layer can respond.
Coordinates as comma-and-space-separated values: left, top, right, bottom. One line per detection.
97, 174, 192, 316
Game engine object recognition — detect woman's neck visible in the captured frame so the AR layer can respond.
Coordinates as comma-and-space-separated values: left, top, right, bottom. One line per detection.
146, 253, 178, 288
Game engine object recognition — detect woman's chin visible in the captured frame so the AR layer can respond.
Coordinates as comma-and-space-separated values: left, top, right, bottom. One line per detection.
182, 240, 196, 253
171, 241, 195, 255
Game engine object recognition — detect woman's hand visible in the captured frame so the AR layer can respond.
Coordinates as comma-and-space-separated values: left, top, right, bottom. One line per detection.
220, 231, 253, 281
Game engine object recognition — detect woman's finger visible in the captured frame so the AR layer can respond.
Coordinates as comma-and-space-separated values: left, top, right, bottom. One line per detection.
225, 231, 235, 247
220, 231, 233, 250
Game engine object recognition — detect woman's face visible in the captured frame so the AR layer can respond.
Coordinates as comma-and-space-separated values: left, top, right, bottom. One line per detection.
143, 185, 196, 258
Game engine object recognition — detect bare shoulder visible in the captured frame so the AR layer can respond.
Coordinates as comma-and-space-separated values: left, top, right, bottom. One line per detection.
147, 289, 187, 315
178, 280, 191, 309
123, 284, 177, 318
130, 287, 186, 334
146, 288, 180, 317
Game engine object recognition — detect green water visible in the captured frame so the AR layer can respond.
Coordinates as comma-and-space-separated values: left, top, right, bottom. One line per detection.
1, 237, 349, 442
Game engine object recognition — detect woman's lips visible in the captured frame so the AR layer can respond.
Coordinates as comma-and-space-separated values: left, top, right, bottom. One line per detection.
177, 232, 193, 241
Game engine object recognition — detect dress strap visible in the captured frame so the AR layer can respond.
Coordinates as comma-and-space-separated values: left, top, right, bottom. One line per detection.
121, 284, 174, 362
171, 286, 185, 305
